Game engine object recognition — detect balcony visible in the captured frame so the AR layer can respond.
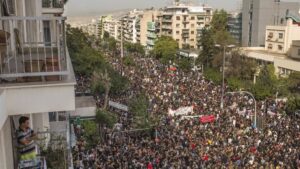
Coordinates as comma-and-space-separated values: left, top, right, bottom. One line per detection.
42, 0, 64, 14
0, 16, 68, 82
146, 40, 155, 46
147, 33, 156, 39
0, 17, 75, 116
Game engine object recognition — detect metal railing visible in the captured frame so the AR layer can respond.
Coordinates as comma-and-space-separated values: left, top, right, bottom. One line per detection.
0, 16, 68, 80
42, 0, 64, 8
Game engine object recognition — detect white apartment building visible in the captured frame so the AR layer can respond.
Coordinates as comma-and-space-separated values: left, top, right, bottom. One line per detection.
0, 0, 76, 168
103, 16, 120, 40
265, 16, 300, 54
242, 15, 300, 77
119, 9, 143, 43
158, 4, 213, 49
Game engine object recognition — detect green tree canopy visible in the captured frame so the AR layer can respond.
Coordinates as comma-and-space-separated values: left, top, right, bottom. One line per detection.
251, 65, 278, 100
153, 36, 178, 64
129, 93, 151, 128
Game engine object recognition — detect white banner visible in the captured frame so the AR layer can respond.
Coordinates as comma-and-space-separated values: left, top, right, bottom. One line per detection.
168, 106, 194, 116
109, 101, 129, 111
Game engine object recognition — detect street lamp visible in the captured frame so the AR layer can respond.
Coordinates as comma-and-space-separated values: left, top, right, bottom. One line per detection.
215, 44, 235, 110
225, 91, 257, 128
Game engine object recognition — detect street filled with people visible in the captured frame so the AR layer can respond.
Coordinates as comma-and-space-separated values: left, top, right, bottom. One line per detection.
73, 55, 300, 169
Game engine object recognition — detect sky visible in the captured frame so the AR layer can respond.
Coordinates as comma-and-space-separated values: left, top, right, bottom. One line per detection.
65, 0, 300, 17
65, 0, 243, 17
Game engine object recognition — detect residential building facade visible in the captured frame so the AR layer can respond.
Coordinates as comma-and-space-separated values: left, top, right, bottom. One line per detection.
242, 16, 300, 77
119, 9, 143, 43
103, 16, 120, 40
159, 4, 213, 49
242, 0, 300, 47
265, 15, 300, 54
136, 10, 160, 47
0, 0, 75, 168
228, 12, 242, 45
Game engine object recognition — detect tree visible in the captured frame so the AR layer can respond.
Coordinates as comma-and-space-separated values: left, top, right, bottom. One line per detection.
124, 42, 145, 56
285, 95, 300, 115
66, 26, 106, 75
203, 68, 222, 85
177, 57, 192, 72
95, 109, 117, 128
288, 71, 300, 93
81, 120, 99, 147
92, 69, 111, 110
152, 36, 178, 64
129, 93, 151, 128
197, 27, 215, 67
251, 65, 278, 100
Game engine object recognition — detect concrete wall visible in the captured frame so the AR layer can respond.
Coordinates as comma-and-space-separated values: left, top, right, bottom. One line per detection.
3, 84, 75, 116
0, 90, 7, 130
0, 118, 14, 169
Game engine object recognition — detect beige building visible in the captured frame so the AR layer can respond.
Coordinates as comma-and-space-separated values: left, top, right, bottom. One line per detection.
265, 16, 300, 54
136, 10, 160, 46
242, 15, 300, 77
158, 4, 213, 49
0, 0, 75, 168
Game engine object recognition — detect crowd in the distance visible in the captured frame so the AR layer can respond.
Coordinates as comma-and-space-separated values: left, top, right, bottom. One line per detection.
73, 55, 300, 169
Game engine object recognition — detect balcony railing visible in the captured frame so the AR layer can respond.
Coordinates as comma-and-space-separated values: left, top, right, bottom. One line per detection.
0, 16, 68, 81
42, 0, 64, 8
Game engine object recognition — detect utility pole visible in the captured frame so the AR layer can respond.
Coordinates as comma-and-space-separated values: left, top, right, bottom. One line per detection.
120, 22, 124, 76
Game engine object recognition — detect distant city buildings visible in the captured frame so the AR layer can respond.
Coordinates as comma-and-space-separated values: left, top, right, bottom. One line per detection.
242, 15, 300, 77
242, 0, 300, 47
158, 4, 213, 49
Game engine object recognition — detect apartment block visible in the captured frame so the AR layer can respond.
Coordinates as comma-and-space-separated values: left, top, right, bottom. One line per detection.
0, 0, 76, 168
136, 10, 160, 47
265, 15, 300, 54
242, 16, 300, 77
228, 12, 242, 45
103, 16, 120, 40
119, 9, 143, 43
242, 0, 300, 47
159, 4, 213, 49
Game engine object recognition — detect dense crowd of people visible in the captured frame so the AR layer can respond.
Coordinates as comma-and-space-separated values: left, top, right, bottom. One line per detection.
73, 55, 300, 168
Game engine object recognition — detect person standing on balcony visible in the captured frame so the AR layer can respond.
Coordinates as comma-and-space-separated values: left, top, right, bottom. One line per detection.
17, 116, 37, 161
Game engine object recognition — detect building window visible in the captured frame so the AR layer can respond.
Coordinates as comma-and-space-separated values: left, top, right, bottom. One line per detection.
278, 45, 283, 51
268, 32, 273, 39
176, 24, 180, 28
191, 45, 195, 49
268, 44, 273, 49
278, 33, 283, 39
190, 39, 194, 41
176, 16, 180, 20
298, 49, 300, 56
191, 16, 195, 20
49, 112, 57, 122
191, 31, 194, 34
176, 39, 179, 42
176, 31, 180, 34
191, 24, 195, 28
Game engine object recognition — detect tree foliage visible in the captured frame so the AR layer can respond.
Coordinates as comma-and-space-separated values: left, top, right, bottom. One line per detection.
197, 27, 215, 67
153, 36, 178, 64
95, 109, 117, 128
285, 95, 300, 115
129, 93, 151, 128
251, 65, 278, 100
67, 26, 106, 75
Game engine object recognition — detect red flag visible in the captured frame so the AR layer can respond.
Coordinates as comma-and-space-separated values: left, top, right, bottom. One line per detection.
202, 155, 209, 161
200, 115, 215, 123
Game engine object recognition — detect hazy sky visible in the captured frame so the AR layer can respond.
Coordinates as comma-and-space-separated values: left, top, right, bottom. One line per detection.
65, 0, 300, 17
